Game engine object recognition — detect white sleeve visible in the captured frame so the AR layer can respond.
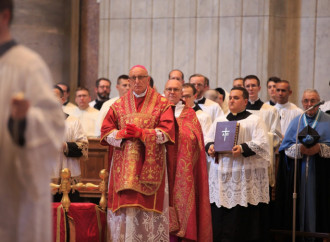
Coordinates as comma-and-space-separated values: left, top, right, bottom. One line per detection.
245, 118, 270, 161
319, 143, 330, 158
105, 130, 122, 147
285, 144, 303, 159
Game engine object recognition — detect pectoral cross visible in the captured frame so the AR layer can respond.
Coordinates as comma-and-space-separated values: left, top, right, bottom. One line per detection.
222, 127, 230, 142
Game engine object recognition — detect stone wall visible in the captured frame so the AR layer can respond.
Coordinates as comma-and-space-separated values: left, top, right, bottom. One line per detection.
11, 0, 330, 104
99, 0, 330, 104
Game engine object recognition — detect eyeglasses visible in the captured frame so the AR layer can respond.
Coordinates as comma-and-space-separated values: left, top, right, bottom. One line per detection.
165, 88, 181, 93
302, 99, 318, 105
128, 75, 148, 81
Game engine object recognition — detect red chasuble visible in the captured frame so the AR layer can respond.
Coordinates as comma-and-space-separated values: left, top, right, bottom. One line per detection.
100, 87, 175, 213
167, 106, 213, 242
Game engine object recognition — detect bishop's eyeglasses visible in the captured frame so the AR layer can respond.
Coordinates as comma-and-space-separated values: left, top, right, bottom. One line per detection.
128, 75, 148, 81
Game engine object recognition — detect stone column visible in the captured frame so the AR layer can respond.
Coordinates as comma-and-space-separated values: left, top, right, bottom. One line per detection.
79, 0, 100, 100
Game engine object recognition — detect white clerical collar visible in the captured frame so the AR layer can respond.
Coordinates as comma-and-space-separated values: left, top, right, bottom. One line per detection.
175, 100, 185, 118
249, 98, 260, 105
133, 88, 148, 98
275, 102, 290, 109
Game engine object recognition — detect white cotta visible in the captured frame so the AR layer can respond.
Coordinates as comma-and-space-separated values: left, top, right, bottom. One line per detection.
206, 114, 270, 209
195, 109, 212, 141
247, 103, 282, 147
0, 45, 65, 242
274, 102, 303, 135
67, 106, 99, 138
51, 115, 88, 179
197, 98, 223, 122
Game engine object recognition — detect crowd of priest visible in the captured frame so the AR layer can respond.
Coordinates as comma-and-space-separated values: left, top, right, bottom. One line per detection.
1, 0, 330, 241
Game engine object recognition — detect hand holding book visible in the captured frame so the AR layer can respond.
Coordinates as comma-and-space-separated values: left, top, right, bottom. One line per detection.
232, 145, 241, 157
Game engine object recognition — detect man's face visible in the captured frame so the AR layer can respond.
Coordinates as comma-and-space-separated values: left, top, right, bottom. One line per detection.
128, 67, 150, 95
164, 80, 183, 105
302, 91, 320, 116
267, 81, 277, 100
169, 70, 184, 83
53, 89, 64, 104
0, 9, 10, 34
276, 82, 291, 104
218, 93, 224, 106
189, 76, 205, 99
116, 78, 131, 97
182, 87, 196, 107
228, 89, 248, 113
75, 90, 91, 110
233, 79, 244, 88
96, 80, 111, 99
244, 78, 261, 101
57, 84, 70, 101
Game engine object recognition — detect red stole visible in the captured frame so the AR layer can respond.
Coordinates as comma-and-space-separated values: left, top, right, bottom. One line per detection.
101, 88, 175, 213
167, 106, 213, 242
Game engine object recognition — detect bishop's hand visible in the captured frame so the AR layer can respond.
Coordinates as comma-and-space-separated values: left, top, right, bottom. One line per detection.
126, 124, 145, 140
300, 143, 320, 156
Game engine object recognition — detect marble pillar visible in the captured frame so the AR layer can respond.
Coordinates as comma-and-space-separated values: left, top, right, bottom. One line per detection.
98, 0, 330, 103
79, 0, 100, 100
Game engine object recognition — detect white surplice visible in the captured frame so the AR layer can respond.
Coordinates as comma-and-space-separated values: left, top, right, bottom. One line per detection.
274, 102, 303, 135
206, 114, 270, 209
196, 97, 223, 122
52, 115, 88, 179
95, 96, 119, 137
247, 103, 282, 147
67, 106, 99, 138
0, 45, 65, 242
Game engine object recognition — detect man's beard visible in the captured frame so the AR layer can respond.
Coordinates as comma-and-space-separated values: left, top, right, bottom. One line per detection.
97, 92, 109, 101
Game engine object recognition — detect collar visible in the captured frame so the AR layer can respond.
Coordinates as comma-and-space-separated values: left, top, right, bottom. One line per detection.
133, 87, 148, 98
193, 104, 202, 112
174, 100, 185, 118
226, 110, 251, 121
275, 102, 290, 109
269, 100, 276, 106
247, 98, 264, 110
0, 39, 17, 57
195, 96, 206, 104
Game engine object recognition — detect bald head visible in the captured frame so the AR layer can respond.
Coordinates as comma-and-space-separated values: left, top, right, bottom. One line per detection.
204, 89, 222, 106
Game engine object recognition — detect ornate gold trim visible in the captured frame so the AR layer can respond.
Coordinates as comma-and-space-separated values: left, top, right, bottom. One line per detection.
100, 129, 115, 144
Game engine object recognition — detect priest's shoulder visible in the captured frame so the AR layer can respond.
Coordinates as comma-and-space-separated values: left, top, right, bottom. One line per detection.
261, 102, 277, 111
248, 113, 263, 122
65, 114, 82, 127
214, 115, 227, 123
320, 110, 330, 121
157, 94, 172, 107
4, 45, 48, 71
111, 95, 125, 107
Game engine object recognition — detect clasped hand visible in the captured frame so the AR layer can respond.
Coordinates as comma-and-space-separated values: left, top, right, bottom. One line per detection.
117, 124, 144, 139
300, 143, 320, 156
